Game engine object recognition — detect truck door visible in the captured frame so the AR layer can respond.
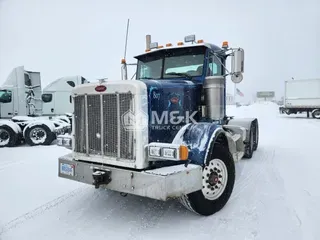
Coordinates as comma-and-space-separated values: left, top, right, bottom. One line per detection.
41, 92, 55, 115
53, 91, 73, 115
0, 89, 14, 119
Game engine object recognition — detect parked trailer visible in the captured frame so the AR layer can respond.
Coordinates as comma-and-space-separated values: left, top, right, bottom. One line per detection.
279, 78, 320, 118
0, 66, 88, 147
57, 34, 259, 216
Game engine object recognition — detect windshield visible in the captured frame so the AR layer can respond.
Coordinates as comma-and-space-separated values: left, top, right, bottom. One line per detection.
136, 46, 206, 80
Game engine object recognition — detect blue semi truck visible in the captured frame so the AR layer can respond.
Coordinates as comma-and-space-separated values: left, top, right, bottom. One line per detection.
57, 34, 259, 216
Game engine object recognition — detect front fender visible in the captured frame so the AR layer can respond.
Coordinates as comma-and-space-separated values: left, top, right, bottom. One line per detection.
0, 120, 22, 133
172, 123, 225, 166
23, 120, 55, 137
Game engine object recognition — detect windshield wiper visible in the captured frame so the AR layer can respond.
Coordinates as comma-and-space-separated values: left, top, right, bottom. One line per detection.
165, 72, 193, 79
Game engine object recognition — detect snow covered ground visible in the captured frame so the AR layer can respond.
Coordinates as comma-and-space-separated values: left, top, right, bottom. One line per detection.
1, 102, 319, 240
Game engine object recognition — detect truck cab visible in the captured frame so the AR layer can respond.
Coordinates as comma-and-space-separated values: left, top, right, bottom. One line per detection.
0, 66, 42, 118
133, 41, 228, 144
0, 66, 88, 118
41, 76, 89, 116
57, 35, 259, 216
0, 66, 88, 147
0, 89, 13, 119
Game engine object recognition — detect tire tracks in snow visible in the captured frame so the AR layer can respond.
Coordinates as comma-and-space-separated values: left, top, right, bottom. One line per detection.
0, 185, 91, 236
0, 161, 26, 172
56, 189, 132, 236
127, 200, 176, 240
229, 148, 269, 202
263, 147, 314, 239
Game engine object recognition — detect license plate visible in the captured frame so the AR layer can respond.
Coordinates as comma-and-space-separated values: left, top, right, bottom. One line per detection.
60, 163, 75, 176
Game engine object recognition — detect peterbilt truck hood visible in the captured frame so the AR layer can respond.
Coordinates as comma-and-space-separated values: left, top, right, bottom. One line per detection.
143, 79, 202, 143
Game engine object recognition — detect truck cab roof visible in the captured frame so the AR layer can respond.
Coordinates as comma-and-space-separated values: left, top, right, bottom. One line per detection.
134, 42, 226, 59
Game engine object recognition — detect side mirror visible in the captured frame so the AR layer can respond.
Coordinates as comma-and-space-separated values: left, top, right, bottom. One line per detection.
231, 48, 244, 83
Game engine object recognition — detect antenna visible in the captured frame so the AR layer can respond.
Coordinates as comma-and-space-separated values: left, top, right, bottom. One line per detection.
121, 19, 137, 80
123, 19, 130, 60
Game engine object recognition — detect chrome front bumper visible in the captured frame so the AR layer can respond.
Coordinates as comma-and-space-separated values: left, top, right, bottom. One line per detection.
58, 153, 202, 201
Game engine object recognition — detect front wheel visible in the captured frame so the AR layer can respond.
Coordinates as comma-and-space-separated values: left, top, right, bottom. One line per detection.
179, 143, 235, 216
0, 125, 18, 147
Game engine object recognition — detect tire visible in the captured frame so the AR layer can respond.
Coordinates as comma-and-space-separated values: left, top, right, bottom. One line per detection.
0, 125, 18, 147
243, 123, 254, 158
253, 120, 259, 151
311, 109, 320, 119
24, 124, 54, 146
179, 143, 236, 216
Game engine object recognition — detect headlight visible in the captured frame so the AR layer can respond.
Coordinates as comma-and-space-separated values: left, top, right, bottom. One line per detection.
162, 148, 176, 158
57, 137, 63, 146
147, 143, 188, 161
62, 138, 71, 147
57, 135, 72, 149
149, 146, 161, 157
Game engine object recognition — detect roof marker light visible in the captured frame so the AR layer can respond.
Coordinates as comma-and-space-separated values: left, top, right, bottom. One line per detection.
222, 41, 229, 48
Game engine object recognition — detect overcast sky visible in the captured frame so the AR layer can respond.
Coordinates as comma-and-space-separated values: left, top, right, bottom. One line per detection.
1, 0, 319, 102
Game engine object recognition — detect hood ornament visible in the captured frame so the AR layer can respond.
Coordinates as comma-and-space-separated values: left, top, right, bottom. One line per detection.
97, 77, 108, 85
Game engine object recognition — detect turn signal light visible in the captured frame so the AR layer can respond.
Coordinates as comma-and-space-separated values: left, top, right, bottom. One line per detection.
179, 145, 189, 160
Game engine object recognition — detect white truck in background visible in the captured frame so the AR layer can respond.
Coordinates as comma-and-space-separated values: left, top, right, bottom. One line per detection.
279, 78, 320, 119
0, 66, 88, 147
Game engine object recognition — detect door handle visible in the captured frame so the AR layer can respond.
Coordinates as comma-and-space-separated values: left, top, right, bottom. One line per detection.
8, 113, 12, 115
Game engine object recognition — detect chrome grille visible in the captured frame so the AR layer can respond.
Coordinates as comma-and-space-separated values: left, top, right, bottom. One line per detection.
74, 93, 135, 160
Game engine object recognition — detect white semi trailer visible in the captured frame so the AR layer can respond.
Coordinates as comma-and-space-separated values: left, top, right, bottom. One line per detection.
279, 78, 320, 118
0, 66, 88, 147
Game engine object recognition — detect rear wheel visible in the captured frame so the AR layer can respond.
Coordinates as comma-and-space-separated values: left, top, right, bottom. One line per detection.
179, 143, 235, 216
253, 120, 259, 151
24, 124, 54, 146
311, 109, 320, 119
0, 125, 18, 147
243, 123, 254, 158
